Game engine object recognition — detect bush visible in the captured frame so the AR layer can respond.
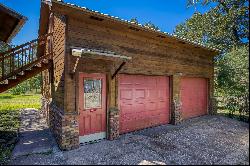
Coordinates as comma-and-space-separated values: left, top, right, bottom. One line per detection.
215, 46, 249, 121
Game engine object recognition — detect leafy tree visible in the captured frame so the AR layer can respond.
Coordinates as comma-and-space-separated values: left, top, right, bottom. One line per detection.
175, 0, 249, 51
8, 75, 42, 95
215, 46, 249, 118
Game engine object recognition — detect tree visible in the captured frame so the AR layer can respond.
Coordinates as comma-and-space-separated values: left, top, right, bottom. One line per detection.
8, 75, 42, 95
175, 0, 249, 51
215, 45, 249, 113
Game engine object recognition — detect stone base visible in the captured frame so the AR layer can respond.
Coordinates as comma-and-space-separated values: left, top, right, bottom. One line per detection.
209, 97, 218, 115
41, 97, 50, 124
49, 102, 79, 150
108, 107, 119, 140
171, 98, 183, 125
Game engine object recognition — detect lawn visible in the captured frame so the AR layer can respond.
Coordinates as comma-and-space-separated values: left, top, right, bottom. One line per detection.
0, 93, 41, 165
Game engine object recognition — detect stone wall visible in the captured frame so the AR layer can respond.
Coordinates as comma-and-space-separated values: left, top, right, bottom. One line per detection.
49, 102, 79, 150
61, 113, 79, 150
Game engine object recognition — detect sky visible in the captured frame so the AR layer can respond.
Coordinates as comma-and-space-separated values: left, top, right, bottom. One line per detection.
0, 0, 213, 46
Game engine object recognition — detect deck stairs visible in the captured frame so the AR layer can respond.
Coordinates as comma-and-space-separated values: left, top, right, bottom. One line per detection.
0, 33, 53, 93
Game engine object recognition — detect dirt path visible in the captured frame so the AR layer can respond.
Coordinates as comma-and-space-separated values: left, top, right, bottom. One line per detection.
11, 109, 55, 158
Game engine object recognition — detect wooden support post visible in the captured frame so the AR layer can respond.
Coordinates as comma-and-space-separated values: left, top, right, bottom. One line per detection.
112, 61, 126, 80
171, 74, 182, 125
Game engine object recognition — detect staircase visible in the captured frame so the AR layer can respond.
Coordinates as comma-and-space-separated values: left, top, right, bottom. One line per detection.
0, 33, 53, 93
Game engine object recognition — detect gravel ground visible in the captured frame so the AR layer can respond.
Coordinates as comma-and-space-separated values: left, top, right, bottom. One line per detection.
10, 115, 249, 165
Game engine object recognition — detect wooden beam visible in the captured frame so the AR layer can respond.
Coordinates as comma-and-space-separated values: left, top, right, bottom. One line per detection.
112, 61, 126, 80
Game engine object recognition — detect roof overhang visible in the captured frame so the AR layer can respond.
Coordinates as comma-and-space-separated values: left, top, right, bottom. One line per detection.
0, 3, 27, 43
40, 0, 221, 56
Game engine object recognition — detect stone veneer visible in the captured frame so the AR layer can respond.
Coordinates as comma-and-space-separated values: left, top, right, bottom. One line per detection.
49, 102, 79, 150
209, 97, 218, 115
171, 97, 183, 125
41, 97, 50, 124
108, 107, 120, 140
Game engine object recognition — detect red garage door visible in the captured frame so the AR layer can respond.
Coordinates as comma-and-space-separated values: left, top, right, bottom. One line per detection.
118, 74, 170, 134
180, 77, 208, 119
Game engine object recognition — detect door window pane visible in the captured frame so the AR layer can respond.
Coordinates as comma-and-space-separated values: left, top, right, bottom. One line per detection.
84, 79, 102, 109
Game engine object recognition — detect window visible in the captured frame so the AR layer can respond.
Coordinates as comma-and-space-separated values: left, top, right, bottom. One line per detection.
84, 79, 102, 109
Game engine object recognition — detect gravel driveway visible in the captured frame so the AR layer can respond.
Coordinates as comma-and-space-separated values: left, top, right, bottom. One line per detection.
10, 115, 249, 165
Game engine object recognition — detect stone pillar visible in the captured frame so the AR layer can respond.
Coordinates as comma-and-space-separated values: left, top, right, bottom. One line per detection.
49, 102, 79, 150
209, 97, 218, 115
208, 75, 217, 115
41, 97, 51, 124
49, 102, 63, 148
108, 107, 119, 140
171, 75, 183, 125
61, 113, 79, 150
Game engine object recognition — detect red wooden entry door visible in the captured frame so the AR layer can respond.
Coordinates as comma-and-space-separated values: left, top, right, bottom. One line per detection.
78, 73, 106, 139
119, 74, 170, 134
180, 77, 208, 119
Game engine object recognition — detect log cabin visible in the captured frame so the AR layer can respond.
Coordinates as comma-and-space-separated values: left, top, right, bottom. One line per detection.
0, 0, 220, 150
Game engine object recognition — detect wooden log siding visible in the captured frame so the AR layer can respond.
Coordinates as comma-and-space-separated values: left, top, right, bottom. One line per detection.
67, 18, 214, 78
51, 12, 66, 109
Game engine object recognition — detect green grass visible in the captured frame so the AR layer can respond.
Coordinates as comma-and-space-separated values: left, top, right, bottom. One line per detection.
0, 93, 41, 111
0, 93, 41, 165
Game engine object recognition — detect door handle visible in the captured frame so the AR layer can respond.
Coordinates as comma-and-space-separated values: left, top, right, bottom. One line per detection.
90, 108, 97, 112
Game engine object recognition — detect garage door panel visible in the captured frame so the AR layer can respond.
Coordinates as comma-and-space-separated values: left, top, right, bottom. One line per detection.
119, 74, 170, 134
120, 89, 133, 100
135, 89, 146, 99
134, 102, 146, 112
146, 77, 157, 86
180, 77, 208, 119
147, 89, 158, 100
146, 102, 157, 111
134, 76, 145, 85
159, 89, 167, 99
120, 104, 133, 113
159, 101, 168, 109
157, 77, 167, 86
